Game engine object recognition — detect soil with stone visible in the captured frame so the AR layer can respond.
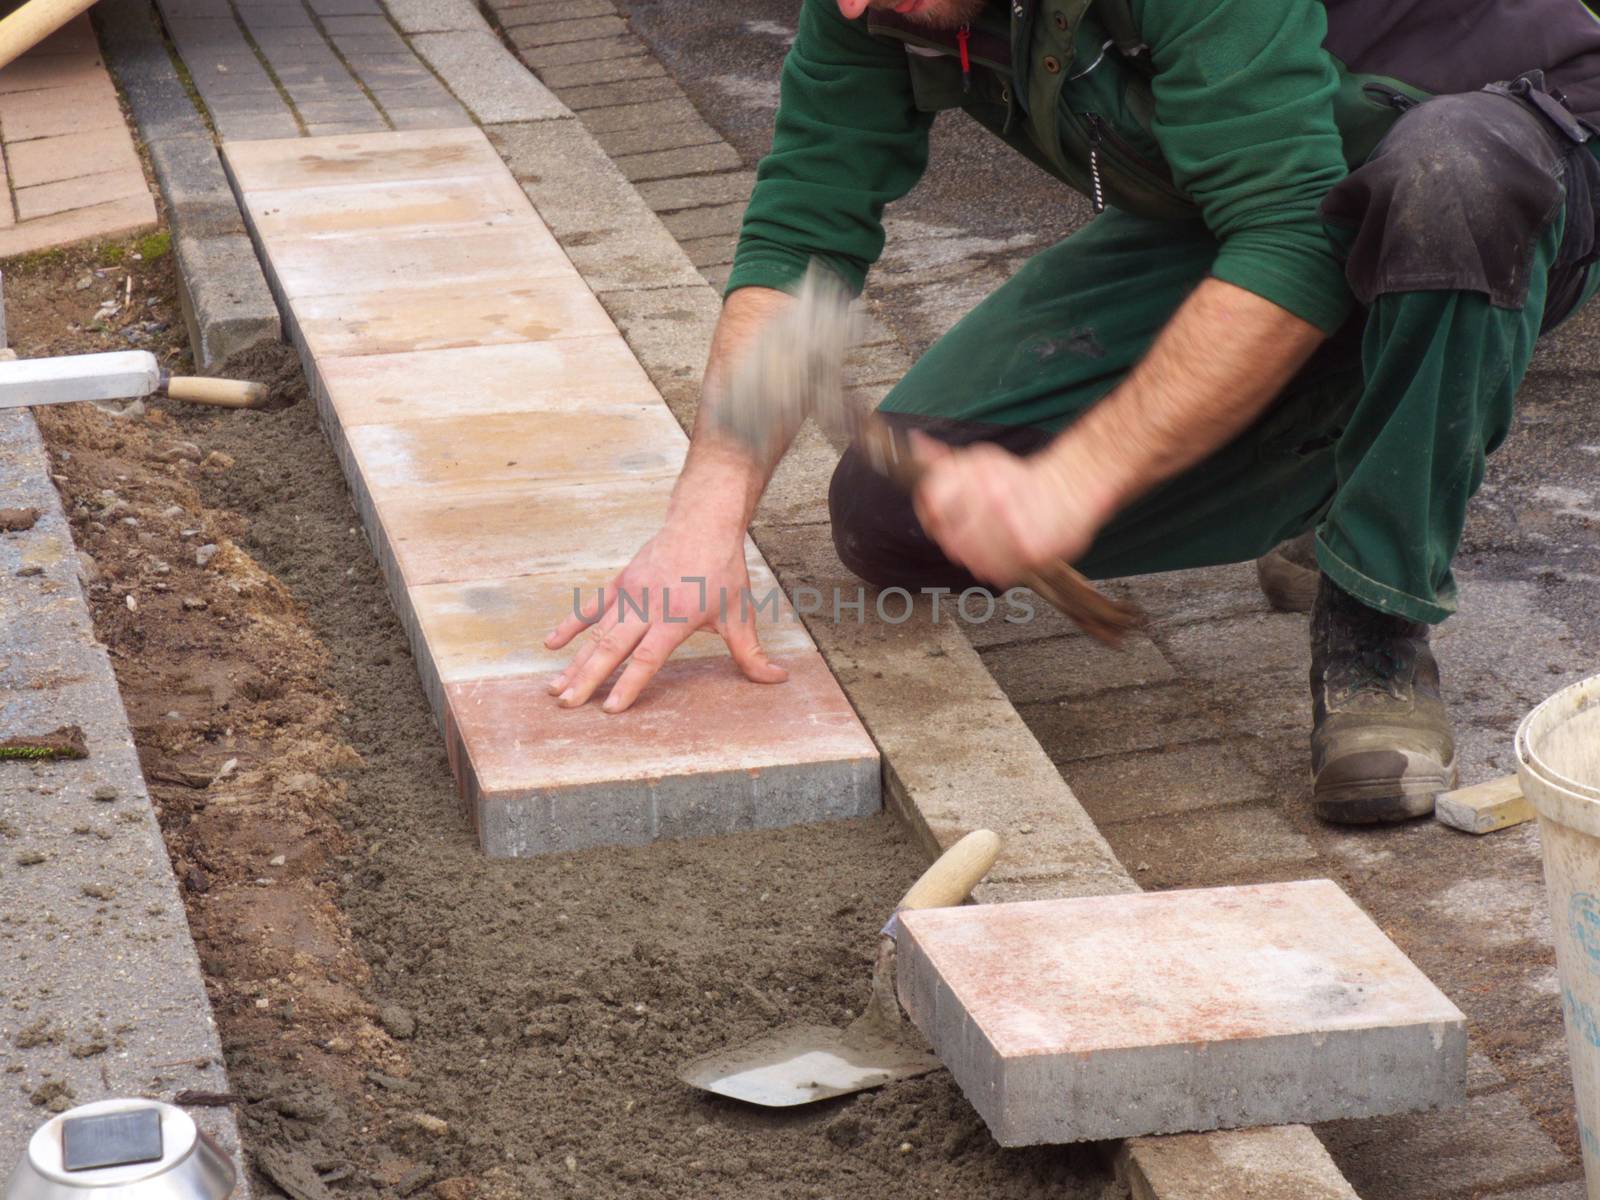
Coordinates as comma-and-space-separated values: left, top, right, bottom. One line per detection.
12, 241, 1118, 1198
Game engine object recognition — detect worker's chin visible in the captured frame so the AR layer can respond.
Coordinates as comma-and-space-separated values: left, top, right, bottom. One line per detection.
892, 0, 981, 28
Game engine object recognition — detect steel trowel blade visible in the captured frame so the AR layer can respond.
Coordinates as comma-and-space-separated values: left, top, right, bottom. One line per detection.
677, 1023, 941, 1108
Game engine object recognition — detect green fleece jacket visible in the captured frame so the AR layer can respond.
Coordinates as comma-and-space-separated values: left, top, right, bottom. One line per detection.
728, 0, 1356, 334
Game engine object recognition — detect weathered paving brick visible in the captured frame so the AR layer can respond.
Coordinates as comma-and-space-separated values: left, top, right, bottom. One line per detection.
506, 13, 627, 43
659, 201, 744, 241
1059, 742, 1274, 824
613, 140, 742, 183
577, 96, 702, 134
1021, 681, 1222, 762
539, 54, 664, 90
520, 33, 648, 69
557, 75, 681, 111
496, 0, 614, 25
636, 169, 755, 211
591, 116, 720, 157
677, 232, 736, 269
980, 633, 1174, 703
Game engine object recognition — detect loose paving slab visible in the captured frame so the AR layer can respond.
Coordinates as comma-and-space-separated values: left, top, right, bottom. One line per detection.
0, 18, 157, 256
222, 127, 879, 856
897, 880, 1467, 1146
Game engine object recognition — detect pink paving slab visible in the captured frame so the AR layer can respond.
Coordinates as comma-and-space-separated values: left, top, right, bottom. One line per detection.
263, 224, 571, 300
344, 407, 686, 500
405, 553, 809, 691
374, 472, 679, 589
228, 126, 881, 858
237, 174, 536, 240
895, 880, 1466, 1145
286, 275, 615, 358
316, 337, 663, 426
443, 655, 880, 855
221, 128, 503, 191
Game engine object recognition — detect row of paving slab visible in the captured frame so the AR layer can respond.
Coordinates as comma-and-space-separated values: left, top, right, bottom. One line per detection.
223, 127, 880, 855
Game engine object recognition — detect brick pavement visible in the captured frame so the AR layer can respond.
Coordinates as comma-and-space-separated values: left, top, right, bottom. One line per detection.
153, 0, 474, 139
0, 16, 157, 256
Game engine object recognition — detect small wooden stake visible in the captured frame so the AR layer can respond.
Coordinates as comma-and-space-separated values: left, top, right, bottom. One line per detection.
1435, 774, 1534, 835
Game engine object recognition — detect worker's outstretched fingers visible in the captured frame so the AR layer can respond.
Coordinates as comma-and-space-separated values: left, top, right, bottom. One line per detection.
556, 616, 650, 708
545, 587, 627, 695
544, 581, 618, 651
600, 623, 700, 714
722, 614, 789, 685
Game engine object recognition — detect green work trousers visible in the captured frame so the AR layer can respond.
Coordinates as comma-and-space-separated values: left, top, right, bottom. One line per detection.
832, 198, 1596, 624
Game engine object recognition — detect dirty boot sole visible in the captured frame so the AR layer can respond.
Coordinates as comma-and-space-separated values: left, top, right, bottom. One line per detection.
1312, 750, 1459, 824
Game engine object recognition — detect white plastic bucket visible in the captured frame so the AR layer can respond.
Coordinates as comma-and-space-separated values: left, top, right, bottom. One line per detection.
1517, 673, 1600, 1196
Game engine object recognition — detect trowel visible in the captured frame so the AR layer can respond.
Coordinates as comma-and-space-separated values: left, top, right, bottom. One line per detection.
678, 828, 1002, 1107
0, 349, 268, 411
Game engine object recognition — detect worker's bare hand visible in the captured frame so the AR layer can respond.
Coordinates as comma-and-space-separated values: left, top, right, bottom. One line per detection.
909, 431, 1102, 585
542, 524, 788, 714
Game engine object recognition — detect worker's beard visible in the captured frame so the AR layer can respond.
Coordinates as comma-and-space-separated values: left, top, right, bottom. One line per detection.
899, 0, 988, 29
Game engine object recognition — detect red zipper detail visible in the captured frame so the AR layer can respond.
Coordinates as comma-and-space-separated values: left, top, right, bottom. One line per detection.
958, 24, 971, 92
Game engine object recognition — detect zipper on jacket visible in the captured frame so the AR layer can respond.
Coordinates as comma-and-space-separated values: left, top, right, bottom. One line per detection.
1084, 112, 1107, 213
958, 23, 971, 93
1361, 82, 1418, 113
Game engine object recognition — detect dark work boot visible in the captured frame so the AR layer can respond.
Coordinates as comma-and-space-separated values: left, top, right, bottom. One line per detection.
1309, 576, 1456, 824
1256, 531, 1319, 613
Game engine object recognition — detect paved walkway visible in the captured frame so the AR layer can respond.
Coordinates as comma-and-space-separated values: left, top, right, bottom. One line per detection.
0, 16, 157, 256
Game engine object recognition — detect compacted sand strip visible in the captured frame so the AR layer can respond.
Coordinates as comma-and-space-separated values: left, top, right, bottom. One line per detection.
220, 127, 878, 856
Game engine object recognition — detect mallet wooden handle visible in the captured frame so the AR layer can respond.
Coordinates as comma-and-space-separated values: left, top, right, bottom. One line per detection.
897, 829, 1002, 912
853, 414, 1144, 646
0, 0, 98, 72
163, 375, 269, 409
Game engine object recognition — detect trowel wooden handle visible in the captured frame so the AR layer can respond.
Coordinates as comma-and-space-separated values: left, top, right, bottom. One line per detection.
0, 0, 97, 72
897, 829, 1001, 912
164, 375, 269, 409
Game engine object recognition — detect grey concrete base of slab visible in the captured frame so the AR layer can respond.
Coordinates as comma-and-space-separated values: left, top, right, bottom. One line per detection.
467, 757, 881, 857
94, 0, 280, 368
491, 34, 1373, 1197
0, 409, 250, 1196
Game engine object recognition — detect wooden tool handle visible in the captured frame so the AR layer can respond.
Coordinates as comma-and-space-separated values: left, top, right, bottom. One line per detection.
853, 414, 1143, 646
164, 375, 269, 409
897, 829, 1002, 912
0, 0, 98, 72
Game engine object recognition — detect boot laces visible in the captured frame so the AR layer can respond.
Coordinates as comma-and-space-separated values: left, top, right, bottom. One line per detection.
1327, 641, 1412, 703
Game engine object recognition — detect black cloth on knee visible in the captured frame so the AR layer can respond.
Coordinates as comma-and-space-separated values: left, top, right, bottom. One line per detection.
1321, 84, 1573, 310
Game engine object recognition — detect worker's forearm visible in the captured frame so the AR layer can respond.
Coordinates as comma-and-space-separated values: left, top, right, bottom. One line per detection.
1040, 278, 1327, 530
671, 285, 795, 536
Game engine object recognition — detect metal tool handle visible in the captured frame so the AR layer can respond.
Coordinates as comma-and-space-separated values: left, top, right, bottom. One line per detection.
897, 829, 1002, 913
163, 375, 269, 409
854, 413, 1144, 647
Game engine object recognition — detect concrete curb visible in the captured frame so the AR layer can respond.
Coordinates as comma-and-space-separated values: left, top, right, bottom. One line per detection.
457, 14, 1369, 1192
93, 0, 281, 368
0, 400, 250, 1191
